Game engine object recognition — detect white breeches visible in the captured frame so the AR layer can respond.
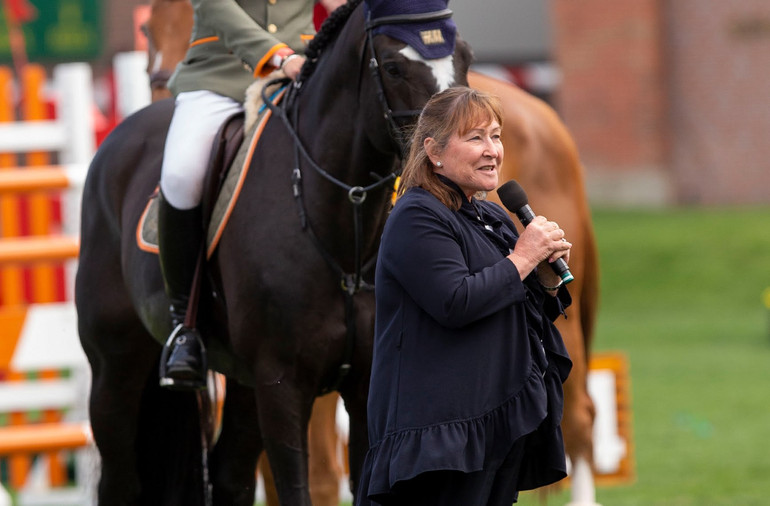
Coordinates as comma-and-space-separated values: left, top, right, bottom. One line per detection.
160, 90, 243, 210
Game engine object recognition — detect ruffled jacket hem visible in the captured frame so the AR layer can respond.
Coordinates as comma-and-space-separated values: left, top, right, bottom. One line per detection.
361, 362, 569, 500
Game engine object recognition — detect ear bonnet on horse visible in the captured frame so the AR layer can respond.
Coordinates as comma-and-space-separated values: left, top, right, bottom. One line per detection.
364, 0, 457, 59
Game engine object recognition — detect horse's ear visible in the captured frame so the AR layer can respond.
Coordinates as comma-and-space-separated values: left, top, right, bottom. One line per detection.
453, 37, 474, 85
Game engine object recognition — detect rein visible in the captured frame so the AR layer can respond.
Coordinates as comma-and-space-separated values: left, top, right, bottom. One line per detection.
263, 80, 394, 393
262, 79, 397, 296
260, 6, 453, 392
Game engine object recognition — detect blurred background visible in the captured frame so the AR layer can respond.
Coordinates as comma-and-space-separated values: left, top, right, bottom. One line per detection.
1, 0, 769, 505
5, 0, 767, 206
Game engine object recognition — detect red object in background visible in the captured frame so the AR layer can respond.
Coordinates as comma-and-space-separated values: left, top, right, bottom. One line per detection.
94, 70, 119, 146
3, 0, 37, 24
313, 3, 328, 30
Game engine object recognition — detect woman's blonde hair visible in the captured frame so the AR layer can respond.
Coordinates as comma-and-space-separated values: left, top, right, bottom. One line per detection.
397, 86, 503, 210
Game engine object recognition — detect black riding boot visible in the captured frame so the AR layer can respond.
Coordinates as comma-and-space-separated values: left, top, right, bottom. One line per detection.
157, 190, 207, 390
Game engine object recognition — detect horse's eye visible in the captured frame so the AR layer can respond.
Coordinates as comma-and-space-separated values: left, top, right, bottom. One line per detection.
382, 62, 402, 78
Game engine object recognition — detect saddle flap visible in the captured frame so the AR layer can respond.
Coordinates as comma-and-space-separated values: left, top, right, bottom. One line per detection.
202, 112, 245, 225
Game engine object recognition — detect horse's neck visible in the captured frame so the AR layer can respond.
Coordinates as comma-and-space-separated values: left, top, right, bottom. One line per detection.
288, 63, 396, 253
295, 77, 393, 182
294, 94, 395, 188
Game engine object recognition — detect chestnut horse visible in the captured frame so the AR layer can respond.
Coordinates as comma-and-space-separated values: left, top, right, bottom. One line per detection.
142, 1, 600, 504
77, 2, 472, 505
469, 71, 600, 503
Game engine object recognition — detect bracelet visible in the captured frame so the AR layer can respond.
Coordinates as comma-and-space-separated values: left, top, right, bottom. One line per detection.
538, 278, 563, 292
280, 53, 302, 70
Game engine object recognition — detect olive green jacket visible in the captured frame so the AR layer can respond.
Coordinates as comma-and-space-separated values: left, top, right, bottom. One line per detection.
169, 0, 316, 102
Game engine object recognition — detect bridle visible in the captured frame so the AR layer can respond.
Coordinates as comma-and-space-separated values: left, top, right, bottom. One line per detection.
261, 5, 456, 392
365, 8, 454, 157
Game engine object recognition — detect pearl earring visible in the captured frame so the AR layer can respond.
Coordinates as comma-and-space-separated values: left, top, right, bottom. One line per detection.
436, 161, 443, 167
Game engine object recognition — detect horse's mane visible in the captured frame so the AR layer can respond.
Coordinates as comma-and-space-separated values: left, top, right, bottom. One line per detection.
297, 0, 364, 84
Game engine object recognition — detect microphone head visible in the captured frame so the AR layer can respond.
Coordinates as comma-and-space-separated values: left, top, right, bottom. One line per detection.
496, 179, 528, 212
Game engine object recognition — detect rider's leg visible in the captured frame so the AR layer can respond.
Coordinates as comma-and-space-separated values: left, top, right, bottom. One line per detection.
157, 190, 204, 384
158, 90, 243, 389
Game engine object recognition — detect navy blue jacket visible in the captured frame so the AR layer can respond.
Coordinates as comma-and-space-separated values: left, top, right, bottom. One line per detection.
359, 181, 572, 502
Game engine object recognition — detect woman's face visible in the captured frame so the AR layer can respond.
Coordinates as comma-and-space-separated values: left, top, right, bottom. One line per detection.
426, 119, 504, 200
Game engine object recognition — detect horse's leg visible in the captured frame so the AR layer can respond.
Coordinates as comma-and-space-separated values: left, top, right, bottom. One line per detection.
78, 221, 206, 505
337, 297, 374, 502
80, 293, 207, 506
555, 306, 597, 505
564, 219, 601, 506
83, 330, 157, 505
77, 292, 158, 503
553, 203, 599, 505
258, 392, 343, 506
256, 381, 314, 506
210, 379, 262, 506
308, 392, 343, 506
76, 211, 160, 504
340, 375, 370, 501
258, 454, 280, 506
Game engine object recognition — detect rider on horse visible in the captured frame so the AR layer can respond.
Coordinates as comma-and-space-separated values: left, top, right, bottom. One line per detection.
158, 0, 319, 390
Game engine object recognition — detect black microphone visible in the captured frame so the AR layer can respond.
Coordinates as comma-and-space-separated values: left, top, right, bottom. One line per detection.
497, 179, 574, 284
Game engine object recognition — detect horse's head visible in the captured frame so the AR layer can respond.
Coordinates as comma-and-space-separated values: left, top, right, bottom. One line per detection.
269, 0, 472, 288
360, 0, 473, 155
296, 0, 472, 164
145, 0, 194, 101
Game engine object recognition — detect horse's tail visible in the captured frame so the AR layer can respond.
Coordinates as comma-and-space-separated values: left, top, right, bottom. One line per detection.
579, 201, 600, 360
136, 364, 209, 506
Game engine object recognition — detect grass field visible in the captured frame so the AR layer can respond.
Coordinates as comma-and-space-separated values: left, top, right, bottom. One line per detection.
265, 206, 770, 506
516, 206, 770, 505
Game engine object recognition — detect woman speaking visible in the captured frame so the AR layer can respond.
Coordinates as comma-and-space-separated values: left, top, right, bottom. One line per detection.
357, 87, 574, 506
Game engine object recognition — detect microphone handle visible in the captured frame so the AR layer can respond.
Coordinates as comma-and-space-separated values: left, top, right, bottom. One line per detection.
549, 257, 574, 284
514, 206, 574, 284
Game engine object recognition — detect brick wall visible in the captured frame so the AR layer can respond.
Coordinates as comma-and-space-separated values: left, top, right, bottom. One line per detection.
96, 1, 770, 205
550, 0, 770, 206
550, 0, 671, 206
666, 0, 770, 204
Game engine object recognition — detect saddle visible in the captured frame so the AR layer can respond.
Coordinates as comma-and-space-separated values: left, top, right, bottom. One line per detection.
137, 83, 287, 257
201, 112, 246, 234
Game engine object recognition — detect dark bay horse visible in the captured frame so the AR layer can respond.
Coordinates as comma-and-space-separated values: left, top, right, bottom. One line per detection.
76, 2, 472, 505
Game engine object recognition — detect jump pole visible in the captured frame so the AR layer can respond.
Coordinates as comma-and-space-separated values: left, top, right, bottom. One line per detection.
0, 63, 95, 161
0, 63, 92, 302
0, 165, 87, 194
0, 422, 92, 455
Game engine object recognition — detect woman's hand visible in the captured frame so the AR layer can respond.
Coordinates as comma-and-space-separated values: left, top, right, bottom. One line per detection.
507, 215, 571, 282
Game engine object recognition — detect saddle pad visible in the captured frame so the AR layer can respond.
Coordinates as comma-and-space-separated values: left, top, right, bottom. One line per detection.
137, 85, 287, 257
